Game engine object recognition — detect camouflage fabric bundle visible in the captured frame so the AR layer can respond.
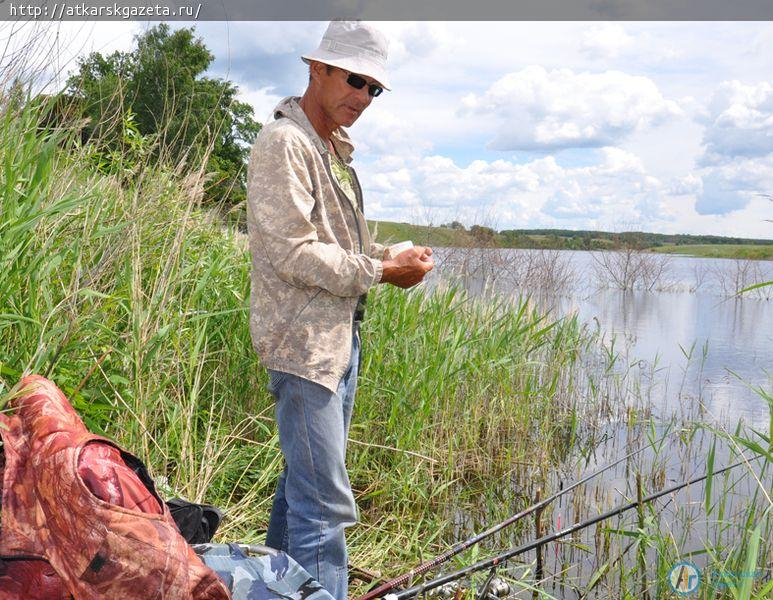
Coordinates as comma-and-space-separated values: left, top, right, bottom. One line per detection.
196, 544, 334, 600
0, 375, 230, 599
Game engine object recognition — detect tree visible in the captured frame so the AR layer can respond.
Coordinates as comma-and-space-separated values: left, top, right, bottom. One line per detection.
469, 224, 496, 246
445, 220, 466, 231
66, 24, 261, 207
591, 233, 671, 291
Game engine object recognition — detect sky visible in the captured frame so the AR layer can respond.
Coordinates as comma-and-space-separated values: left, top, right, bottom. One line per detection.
5, 20, 773, 238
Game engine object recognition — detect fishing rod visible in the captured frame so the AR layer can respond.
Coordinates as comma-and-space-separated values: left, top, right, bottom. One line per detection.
358, 431, 675, 600
390, 458, 750, 600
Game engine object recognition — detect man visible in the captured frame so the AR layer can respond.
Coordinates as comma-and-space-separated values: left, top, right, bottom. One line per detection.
246, 20, 434, 600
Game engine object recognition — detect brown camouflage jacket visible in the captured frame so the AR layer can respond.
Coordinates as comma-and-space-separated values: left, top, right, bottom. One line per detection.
247, 96, 384, 392
0, 375, 230, 600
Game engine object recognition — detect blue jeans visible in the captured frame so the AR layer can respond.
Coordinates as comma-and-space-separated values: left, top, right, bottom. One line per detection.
265, 327, 360, 600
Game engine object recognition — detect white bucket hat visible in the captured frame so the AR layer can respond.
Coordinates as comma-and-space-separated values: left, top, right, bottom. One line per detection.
302, 20, 391, 90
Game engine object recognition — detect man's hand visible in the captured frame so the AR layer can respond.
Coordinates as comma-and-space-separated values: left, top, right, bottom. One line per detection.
415, 246, 433, 261
380, 246, 434, 288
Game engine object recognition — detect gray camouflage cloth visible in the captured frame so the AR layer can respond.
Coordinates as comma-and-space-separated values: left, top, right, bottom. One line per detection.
197, 543, 334, 600
247, 96, 385, 393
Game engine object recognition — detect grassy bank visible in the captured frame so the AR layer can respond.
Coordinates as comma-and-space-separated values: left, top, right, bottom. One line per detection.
369, 219, 471, 248
2, 96, 770, 598
652, 244, 773, 260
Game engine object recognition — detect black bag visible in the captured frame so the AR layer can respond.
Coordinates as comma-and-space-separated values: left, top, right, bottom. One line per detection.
166, 498, 223, 544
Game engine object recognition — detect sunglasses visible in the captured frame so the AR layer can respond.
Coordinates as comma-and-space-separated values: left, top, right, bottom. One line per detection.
339, 68, 384, 98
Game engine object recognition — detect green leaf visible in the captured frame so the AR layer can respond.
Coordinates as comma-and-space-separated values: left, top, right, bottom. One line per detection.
586, 561, 610, 592
705, 436, 716, 513
738, 509, 767, 600
736, 281, 772, 295
0, 313, 41, 326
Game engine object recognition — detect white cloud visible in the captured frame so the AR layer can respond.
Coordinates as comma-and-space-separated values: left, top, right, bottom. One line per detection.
237, 85, 283, 124
540, 148, 664, 221
684, 79, 773, 216
668, 173, 703, 196
374, 22, 452, 68
358, 147, 667, 230
700, 80, 773, 164
349, 106, 433, 158
581, 24, 633, 60
694, 156, 773, 216
460, 66, 682, 151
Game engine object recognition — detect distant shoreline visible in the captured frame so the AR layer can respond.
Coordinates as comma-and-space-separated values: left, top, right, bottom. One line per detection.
368, 220, 773, 260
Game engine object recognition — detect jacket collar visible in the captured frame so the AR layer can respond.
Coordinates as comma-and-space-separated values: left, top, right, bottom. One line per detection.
273, 96, 355, 164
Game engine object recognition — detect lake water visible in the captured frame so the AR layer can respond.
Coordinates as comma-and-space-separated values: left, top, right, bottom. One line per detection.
428, 248, 772, 431
430, 248, 772, 598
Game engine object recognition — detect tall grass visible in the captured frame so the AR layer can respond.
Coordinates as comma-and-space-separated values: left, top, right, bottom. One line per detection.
0, 92, 272, 516
1, 92, 770, 598
0, 91, 606, 545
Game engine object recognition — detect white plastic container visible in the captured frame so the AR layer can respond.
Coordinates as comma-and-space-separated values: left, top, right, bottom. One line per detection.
385, 240, 414, 259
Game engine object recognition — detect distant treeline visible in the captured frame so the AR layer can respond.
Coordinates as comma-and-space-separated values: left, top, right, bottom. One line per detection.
370, 220, 773, 253
497, 228, 773, 250
369, 221, 773, 259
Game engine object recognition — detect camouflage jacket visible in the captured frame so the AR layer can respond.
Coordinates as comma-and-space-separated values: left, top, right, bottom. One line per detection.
0, 375, 230, 600
247, 97, 384, 392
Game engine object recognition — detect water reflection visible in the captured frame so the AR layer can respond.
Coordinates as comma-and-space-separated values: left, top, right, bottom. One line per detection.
426, 248, 772, 430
